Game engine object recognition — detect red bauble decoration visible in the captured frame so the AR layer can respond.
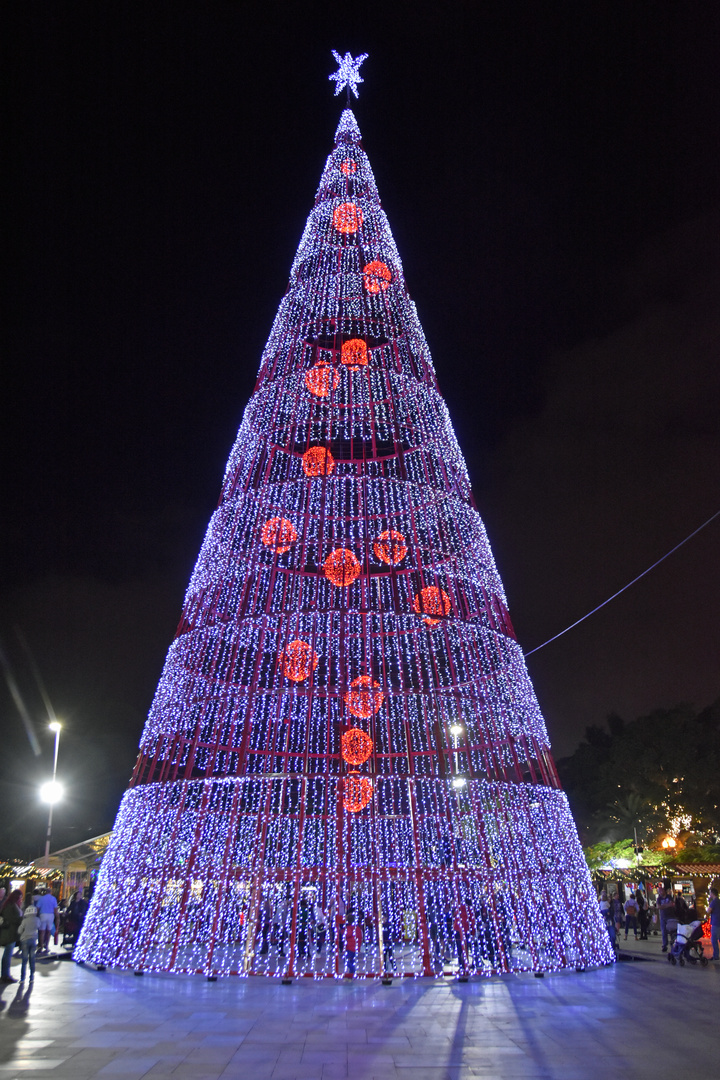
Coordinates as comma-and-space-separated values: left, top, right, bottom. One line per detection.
333, 202, 363, 234
302, 446, 335, 477
340, 159, 357, 176
340, 338, 368, 369
413, 586, 451, 627
305, 359, 340, 398
261, 517, 298, 554
343, 773, 373, 813
280, 639, 319, 683
341, 727, 373, 766
344, 675, 384, 719
323, 548, 361, 587
362, 260, 392, 293
373, 529, 407, 566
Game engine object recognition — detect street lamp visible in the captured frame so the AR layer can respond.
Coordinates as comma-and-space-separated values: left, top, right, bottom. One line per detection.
42, 721, 62, 866
449, 724, 464, 788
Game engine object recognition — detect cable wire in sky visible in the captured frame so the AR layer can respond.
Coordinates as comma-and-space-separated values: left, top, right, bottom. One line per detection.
524, 508, 720, 658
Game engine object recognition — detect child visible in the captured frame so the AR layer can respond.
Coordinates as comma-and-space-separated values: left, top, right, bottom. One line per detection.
18, 900, 40, 982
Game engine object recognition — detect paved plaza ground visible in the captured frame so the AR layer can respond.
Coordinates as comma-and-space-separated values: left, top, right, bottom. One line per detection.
0, 942, 717, 1080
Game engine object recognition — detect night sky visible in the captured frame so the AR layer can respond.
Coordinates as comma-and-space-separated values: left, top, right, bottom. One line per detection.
3, 1, 719, 859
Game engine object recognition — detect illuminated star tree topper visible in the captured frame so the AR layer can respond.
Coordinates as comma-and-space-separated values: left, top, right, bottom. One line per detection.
329, 50, 368, 98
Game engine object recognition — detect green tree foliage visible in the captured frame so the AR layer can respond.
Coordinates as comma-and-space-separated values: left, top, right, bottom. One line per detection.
583, 839, 666, 871
667, 844, 720, 865
557, 698, 720, 846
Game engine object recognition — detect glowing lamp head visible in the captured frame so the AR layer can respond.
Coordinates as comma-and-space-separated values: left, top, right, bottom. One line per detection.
304, 360, 340, 398
451, 777, 467, 790
48, 721, 62, 733
344, 675, 384, 719
302, 446, 335, 477
449, 724, 463, 737
261, 517, 297, 554
362, 260, 392, 294
413, 585, 452, 626
323, 548, 361, 587
40, 779, 63, 804
340, 338, 368, 370
333, 202, 363, 234
373, 530, 407, 566
661, 836, 677, 850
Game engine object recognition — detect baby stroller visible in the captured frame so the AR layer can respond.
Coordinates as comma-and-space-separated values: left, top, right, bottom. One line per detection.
667, 921, 708, 967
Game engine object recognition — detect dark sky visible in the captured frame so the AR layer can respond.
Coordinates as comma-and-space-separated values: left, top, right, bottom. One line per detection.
3, 1, 719, 858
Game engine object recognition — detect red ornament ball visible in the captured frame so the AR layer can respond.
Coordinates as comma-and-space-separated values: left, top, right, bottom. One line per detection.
302, 446, 335, 477
333, 202, 363, 234
341, 727, 374, 766
305, 359, 340, 398
362, 260, 392, 293
344, 675, 384, 719
340, 338, 369, 369
373, 529, 407, 566
280, 639, 319, 683
261, 517, 298, 554
323, 548, 361, 587
413, 586, 451, 626
343, 773, 373, 813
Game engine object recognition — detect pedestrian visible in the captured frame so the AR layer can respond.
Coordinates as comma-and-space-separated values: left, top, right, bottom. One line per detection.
35, 889, 58, 954
66, 890, 88, 946
314, 899, 327, 953
707, 887, 719, 962
18, 899, 40, 982
453, 901, 472, 973
258, 893, 273, 954
599, 890, 616, 950
657, 884, 676, 952
636, 887, 650, 940
381, 912, 395, 972
623, 892, 639, 940
297, 895, 311, 958
0, 890, 23, 984
274, 891, 289, 957
344, 917, 361, 976
675, 893, 691, 924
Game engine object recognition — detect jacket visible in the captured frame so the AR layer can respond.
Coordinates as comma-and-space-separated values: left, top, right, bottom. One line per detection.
18, 905, 40, 943
0, 902, 22, 946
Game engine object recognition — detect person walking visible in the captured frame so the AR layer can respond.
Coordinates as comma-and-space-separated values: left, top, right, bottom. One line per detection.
623, 892, 639, 940
707, 887, 719, 961
18, 900, 40, 983
313, 899, 327, 954
381, 912, 395, 973
657, 885, 676, 952
636, 888, 650, 940
599, 890, 616, 950
0, 890, 23, 983
35, 890, 58, 954
296, 895, 312, 959
344, 917, 362, 977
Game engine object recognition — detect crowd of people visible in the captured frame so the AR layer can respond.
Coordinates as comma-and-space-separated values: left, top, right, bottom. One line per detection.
253, 888, 513, 976
598, 882, 719, 961
0, 885, 88, 985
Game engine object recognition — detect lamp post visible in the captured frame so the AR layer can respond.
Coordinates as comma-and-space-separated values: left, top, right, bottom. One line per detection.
449, 724, 466, 788
41, 721, 62, 867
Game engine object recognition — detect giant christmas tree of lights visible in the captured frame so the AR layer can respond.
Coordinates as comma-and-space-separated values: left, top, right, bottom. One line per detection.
75, 56, 613, 979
